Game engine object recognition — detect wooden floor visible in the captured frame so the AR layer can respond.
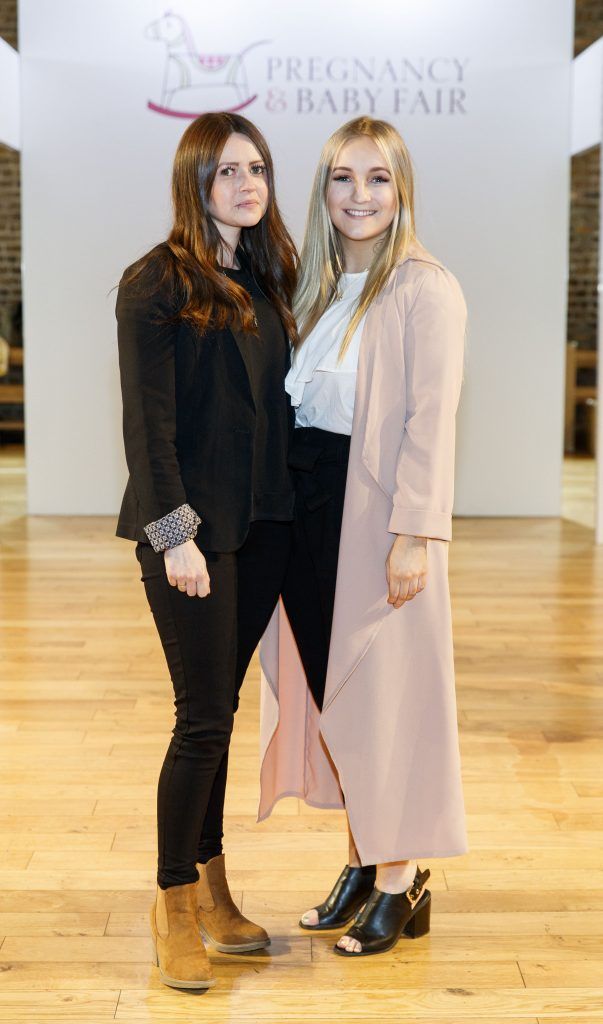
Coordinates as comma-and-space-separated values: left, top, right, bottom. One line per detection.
1, 447, 602, 1023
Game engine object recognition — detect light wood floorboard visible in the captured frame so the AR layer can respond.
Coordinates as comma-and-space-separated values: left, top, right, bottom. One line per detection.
0, 448, 602, 1021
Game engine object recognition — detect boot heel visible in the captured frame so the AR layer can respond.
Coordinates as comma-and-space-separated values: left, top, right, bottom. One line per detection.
403, 891, 431, 938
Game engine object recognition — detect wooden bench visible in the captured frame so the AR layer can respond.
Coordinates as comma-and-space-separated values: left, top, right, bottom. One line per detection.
564, 341, 597, 453
0, 340, 25, 434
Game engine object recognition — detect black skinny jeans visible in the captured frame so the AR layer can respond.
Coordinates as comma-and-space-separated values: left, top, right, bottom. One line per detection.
280, 426, 350, 713
136, 520, 291, 890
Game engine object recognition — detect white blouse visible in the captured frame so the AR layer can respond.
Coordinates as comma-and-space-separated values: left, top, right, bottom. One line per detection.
285, 269, 368, 435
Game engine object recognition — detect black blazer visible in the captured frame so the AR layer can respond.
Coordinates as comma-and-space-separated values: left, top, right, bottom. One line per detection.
115, 244, 294, 552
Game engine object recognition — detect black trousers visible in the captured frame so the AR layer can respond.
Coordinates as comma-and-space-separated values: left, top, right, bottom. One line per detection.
281, 427, 350, 712
136, 520, 292, 889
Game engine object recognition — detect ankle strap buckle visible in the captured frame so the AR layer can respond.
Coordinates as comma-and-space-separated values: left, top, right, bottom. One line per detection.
405, 867, 430, 908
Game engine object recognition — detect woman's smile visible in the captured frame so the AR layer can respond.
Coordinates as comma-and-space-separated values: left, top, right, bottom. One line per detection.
327, 138, 397, 258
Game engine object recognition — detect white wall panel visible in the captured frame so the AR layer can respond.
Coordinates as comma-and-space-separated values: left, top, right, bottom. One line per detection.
0, 37, 19, 150
19, 0, 574, 516
571, 38, 602, 155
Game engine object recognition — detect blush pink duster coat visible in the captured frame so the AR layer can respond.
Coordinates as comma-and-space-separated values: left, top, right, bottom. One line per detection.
257, 239, 469, 865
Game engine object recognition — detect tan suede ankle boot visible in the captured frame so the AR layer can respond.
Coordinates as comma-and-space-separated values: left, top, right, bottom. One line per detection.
195, 854, 270, 953
150, 881, 216, 989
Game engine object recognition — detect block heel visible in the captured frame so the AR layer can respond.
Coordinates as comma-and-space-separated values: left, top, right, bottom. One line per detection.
403, 890, 431, 938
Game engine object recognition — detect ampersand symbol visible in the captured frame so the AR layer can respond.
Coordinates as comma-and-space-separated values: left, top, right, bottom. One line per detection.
265, 88, 287, 113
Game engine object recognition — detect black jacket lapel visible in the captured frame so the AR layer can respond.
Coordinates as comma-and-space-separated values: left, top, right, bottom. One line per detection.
228, 324, 257, 413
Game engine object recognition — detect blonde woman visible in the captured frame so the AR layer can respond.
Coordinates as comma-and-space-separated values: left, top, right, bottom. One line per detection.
258, 116, 469, 957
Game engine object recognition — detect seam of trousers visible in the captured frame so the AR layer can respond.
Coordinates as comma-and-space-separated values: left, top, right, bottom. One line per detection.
158, 574, 195, 881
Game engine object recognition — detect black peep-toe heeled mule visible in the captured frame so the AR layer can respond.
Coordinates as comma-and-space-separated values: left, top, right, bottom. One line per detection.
298, 864, 377, 930
333, 864, 431, 956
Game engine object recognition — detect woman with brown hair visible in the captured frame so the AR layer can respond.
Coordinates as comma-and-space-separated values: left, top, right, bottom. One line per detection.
115, 112, 297, 989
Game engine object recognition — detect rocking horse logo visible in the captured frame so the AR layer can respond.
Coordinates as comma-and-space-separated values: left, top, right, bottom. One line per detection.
145, 11, 268, 118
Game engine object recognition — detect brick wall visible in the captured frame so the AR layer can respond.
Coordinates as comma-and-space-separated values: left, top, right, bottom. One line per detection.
567, 2, 602, 351
0, 145, 20, 316
574, 0, 603, 56
568, 146, 600, 346
0, 0, 17, 49
0, 0, 19, 324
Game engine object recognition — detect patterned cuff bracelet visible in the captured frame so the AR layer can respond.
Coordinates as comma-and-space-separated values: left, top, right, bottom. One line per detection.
143, 503, 202, 553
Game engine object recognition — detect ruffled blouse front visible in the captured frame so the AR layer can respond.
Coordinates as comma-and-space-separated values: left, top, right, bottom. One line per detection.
285, 270, 368, 435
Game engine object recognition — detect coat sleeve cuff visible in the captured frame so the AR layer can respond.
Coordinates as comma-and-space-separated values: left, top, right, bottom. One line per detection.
387, 506, 452, 541
143, 503, 202, 552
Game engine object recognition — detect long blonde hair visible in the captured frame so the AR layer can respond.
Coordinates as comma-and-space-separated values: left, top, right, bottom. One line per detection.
294, 116, 417, 361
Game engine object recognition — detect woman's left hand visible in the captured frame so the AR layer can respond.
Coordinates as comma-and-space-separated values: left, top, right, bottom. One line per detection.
385, 535, 427, 609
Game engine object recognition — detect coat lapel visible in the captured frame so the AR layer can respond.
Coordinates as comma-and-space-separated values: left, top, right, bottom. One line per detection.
228, 323, 257, 412
322, 238, 447, 708
225, 245, 257, 412
357, 237, 445, 492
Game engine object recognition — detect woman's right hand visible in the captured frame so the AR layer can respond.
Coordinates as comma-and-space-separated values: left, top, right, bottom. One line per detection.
164, 539, 211, 598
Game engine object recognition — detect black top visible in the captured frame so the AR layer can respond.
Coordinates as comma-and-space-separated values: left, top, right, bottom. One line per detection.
115, 242, 295, 553
221, 263, 294, 523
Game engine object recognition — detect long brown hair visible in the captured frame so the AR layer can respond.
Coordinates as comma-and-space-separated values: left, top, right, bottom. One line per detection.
122, 112, 298, 342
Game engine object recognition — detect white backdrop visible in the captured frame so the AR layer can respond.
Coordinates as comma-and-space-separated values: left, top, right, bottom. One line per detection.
19, 0, 573, 516
571, 38, 602, 155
